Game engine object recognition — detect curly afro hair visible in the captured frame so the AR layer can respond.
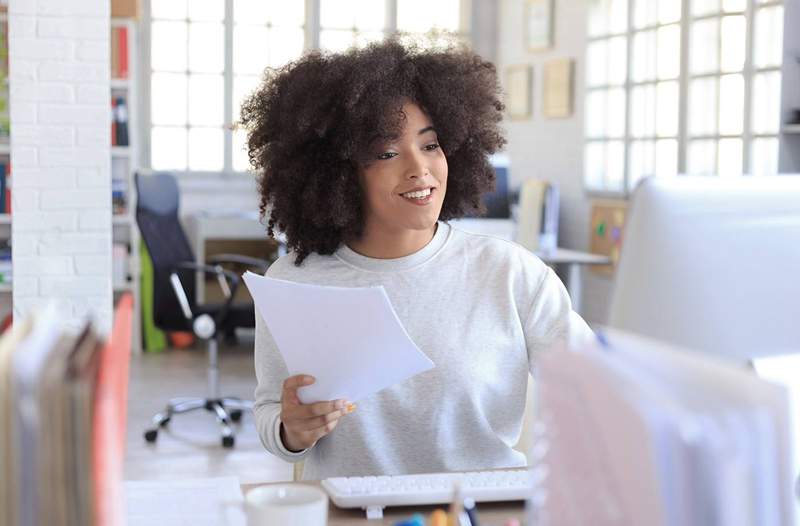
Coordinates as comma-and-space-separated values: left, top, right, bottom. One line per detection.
240, 36, 506, 265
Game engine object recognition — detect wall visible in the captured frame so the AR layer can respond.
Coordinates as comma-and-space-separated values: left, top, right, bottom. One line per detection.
9, 0, 113, 334
498, 0, 613, 324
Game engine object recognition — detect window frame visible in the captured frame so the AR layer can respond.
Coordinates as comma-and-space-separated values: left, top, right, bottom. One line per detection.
583, 0, 785, 197
140, 0, 473, 181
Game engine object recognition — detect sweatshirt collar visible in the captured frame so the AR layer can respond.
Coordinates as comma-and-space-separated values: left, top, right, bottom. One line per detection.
335, 222, 451, 272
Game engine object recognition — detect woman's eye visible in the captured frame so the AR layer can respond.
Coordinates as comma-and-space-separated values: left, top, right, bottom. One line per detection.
377, 152, 397, 160
424, 143, 440, 151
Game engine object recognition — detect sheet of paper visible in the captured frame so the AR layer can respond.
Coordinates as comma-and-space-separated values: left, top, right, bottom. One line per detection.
243, 271, 435, 404
125, 477, 245, 526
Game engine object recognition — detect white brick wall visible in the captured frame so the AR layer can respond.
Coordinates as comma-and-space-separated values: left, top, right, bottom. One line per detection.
10, 0, 112, 334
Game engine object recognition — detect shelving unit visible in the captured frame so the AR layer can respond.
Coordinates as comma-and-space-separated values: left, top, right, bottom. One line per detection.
111, 17, 142, 354
0, 11, 10, 326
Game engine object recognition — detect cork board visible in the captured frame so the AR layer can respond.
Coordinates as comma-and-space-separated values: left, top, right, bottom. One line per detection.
589, 199, 627, 276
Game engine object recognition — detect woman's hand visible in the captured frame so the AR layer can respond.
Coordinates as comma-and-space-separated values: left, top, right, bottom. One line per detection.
279, 374, 356, 452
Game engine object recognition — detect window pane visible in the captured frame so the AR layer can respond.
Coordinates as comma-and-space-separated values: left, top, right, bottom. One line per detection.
233, 129, 250, 172
751, 138, 779, 176
687, 139, 717, 175
234, 0, 270, 25
151, 21, 187, 72
655, 139, 678, 177
152, 0, 186, 20
630, 84, 655, 138
152, 127, 187, 170
722, 0, 746, 12
587, 40, 608, 86
607, 88, 626, 138
658, 0, 681, 24
234, 75, 260, 121
584, 142, 606, 190
188, 0, 224, 22
188, 127, 224, 171
398, 0, 460, 32
720, 16, 745, 72
656, 81, 679, 137
270, 0, 305, 27
690, 19, 719, 74
629, 140, 655, 190
585, 90, 606, 138
632, 30, 656, 82
189, 22, 224, 73
268, 27, 305, 67
607, 36, 627, 85
692, 0, 719, 17
188, 74, 223, 126
657, 24, 680, 79
689, 77, 718, 136
321, 0, 357, 29
752, 71, 782, 135
718, 138, 742, 176
605, 141, 625, 191
608, 0, 628, 34
754, 6, 784, 68
633, 0, 657, 29
151, 72, 187, 125
234, 25, 269, 75
355, 31, 386, 49
320, 29, 356, 52
718, 74, 743, 135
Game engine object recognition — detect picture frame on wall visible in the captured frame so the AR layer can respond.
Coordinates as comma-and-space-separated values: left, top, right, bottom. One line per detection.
543, 58, 574, 118
505, 65, 533, 120
525, 0, 553, 51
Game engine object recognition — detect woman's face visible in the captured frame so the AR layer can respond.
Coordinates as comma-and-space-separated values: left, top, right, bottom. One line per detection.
358, 102, 448, 236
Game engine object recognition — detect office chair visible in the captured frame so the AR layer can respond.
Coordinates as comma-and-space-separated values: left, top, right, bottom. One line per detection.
135, 172, 272, 448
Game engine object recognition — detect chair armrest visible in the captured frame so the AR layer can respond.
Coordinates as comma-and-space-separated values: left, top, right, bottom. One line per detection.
170, 262, 241, 330
206, 253, 271, 273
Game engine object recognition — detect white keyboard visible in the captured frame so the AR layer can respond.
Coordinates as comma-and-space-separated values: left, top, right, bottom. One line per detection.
321, 468, 533, 520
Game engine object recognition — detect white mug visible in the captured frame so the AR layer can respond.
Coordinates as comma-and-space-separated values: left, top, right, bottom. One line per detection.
245, 484, 328, 526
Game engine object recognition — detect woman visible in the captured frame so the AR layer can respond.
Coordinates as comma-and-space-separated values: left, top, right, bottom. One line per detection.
241, 37, 594, 481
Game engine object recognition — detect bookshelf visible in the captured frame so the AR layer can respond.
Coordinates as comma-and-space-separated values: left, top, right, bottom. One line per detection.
111, 17, 142, 354
0, 11, 9, 327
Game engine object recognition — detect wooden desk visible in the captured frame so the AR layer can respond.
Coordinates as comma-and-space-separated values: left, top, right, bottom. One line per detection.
241, 481, 527, 525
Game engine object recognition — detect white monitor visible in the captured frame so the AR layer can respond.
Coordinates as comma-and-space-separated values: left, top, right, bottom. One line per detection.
609, 176, 800, 362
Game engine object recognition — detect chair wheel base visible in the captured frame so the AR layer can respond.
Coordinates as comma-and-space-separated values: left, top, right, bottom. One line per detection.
144, 429, 158, 443
230, 410, 242, 422
222, 435, 235, 448
159, 417, 171, 427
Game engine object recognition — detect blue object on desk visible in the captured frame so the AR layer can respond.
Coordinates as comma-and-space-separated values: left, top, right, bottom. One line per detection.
393, 513, 425, 526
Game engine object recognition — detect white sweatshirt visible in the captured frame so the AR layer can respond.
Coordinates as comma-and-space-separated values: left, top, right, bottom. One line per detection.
253, 221, 595, 480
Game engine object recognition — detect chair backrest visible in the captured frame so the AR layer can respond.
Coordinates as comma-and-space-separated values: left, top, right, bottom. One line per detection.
135, 172, 196, 331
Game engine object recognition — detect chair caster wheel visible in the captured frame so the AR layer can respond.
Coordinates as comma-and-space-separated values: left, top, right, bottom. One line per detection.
230, 410, 242, 423
222, 436, 235, 448
144, 429, 158, 443
159, 417, 171, 427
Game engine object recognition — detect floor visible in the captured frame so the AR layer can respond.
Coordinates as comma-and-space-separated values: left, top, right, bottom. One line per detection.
124, 337, 294, 485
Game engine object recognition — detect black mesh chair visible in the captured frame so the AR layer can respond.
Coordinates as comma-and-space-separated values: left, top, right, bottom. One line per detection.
135, 172, 272, 448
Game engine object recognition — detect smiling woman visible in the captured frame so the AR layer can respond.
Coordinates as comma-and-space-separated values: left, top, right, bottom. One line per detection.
242, 37, 595, 481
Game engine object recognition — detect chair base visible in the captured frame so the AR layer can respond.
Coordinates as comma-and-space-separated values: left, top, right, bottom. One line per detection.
143, 396, 254, 448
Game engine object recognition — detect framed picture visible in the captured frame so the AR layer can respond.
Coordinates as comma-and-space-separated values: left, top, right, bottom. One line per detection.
525, 0, 553, 51
505, 65, 533, 120
543, 58, 574, 118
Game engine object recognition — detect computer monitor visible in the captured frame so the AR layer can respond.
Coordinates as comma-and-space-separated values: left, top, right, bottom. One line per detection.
469, 154, 510, 219
609, 176, 800, 362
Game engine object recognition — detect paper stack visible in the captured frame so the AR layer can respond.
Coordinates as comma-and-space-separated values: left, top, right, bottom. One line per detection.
0, 295, 133, 526
531, 329, 796, 526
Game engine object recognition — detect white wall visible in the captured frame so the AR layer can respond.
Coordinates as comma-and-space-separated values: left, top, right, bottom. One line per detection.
498, 0, 613, 324
9, 0, 113, 333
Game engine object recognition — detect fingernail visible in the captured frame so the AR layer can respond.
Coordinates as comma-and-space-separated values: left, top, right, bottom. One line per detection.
345, 403, 357, 414
305, 376, 315, 383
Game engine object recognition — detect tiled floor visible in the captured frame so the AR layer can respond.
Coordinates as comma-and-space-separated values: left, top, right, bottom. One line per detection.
124, 338, 293, 485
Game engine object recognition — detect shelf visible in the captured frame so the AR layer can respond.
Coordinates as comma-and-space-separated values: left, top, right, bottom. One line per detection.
112, 214, 132, 225
0, 283, 11, 293
111, 78, 130, 89
0, 214, 10, 224
0, 143, 9, 155
782, 124, 800, 135
111, 146, 130, 157
113, 282, 133, 293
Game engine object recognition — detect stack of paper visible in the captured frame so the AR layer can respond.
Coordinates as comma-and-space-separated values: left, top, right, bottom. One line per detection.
532, 329, 795, 526
0, 296, 133, 526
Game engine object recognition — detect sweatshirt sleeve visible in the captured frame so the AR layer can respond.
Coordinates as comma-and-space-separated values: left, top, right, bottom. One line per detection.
523, 267, 596, 369
253, 307, 314, 463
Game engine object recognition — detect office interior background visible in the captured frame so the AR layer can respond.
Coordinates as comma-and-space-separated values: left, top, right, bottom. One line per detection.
1, 0, 799, 522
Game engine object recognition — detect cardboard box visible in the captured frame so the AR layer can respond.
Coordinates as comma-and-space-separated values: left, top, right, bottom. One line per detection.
112, 0, 140, 19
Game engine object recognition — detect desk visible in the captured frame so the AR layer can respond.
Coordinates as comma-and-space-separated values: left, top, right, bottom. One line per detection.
242, 481, 527, 525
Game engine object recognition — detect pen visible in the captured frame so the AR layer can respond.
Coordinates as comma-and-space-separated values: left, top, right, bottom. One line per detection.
463, 497, 480, 526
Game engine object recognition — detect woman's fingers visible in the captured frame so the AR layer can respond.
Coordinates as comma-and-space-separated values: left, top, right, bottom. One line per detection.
281, 374, 315, 406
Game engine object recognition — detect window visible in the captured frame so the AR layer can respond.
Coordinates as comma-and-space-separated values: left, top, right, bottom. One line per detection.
146, 0, 469, 175
584, 0, 784, 193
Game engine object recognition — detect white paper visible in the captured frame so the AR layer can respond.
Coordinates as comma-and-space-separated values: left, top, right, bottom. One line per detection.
243, 272, 435, 404
125, 477, 246, 526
